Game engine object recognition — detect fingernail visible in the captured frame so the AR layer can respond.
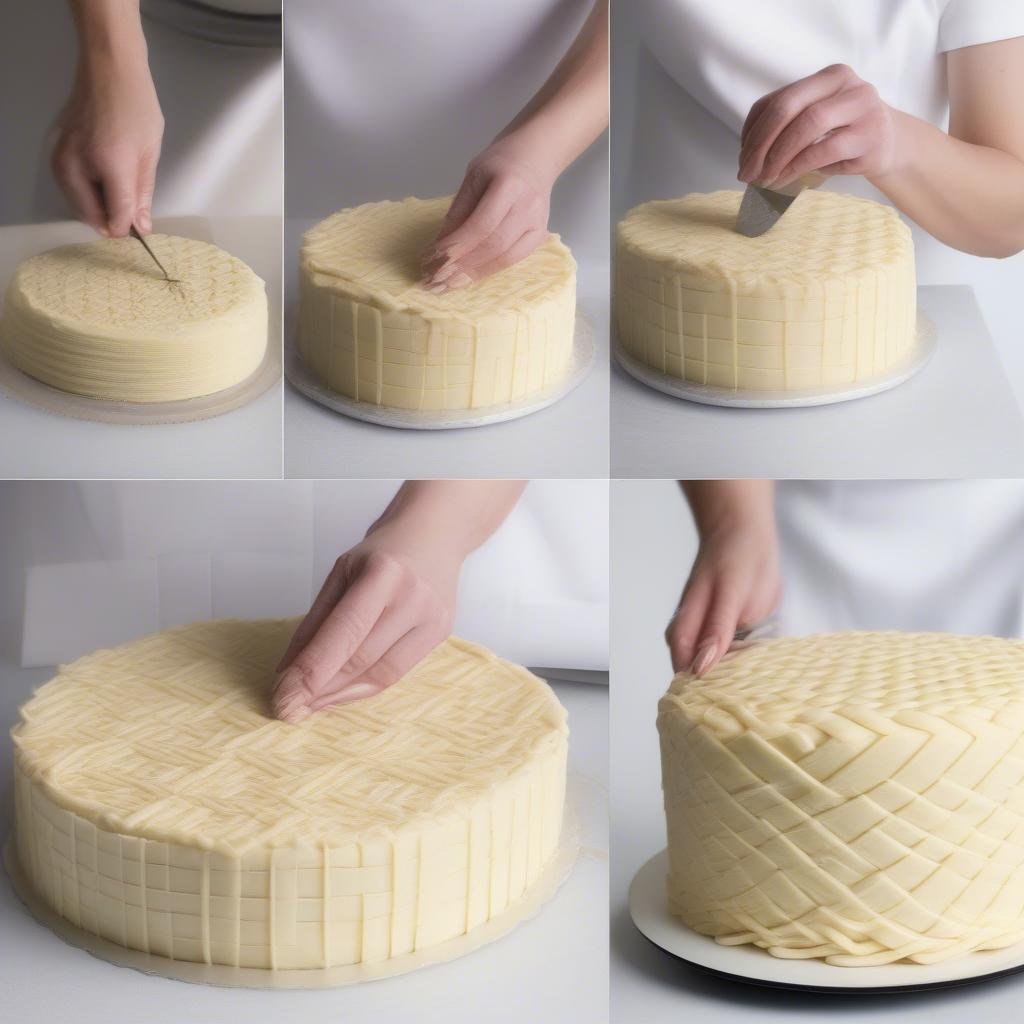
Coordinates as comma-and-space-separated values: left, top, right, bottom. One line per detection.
691, 641, 718, 678
429, 260, 459, 285
138, 209, 152, 233
276, 690, 310, 723
425, 281, 449, 294
98, 226, 110, 238
446, 271, 472, 290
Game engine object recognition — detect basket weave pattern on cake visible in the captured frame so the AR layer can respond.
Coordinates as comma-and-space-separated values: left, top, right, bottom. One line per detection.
616, 191, 916, 392
13, 620, 568, 970
658, 633, 1024, 966
0, 235, 267, 402
298, 197, 576, 411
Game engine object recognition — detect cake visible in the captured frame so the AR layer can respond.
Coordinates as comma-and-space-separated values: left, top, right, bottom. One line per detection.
12, 619, 568, 972
297, 197, 576, 412
0, 235, 267, 402
616, 190, 916, 391
658, 632, 1024, 966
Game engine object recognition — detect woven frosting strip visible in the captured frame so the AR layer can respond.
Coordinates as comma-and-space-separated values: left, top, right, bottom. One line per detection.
658, 632, 1024, 966
13, 619, 568, 970
297, 197, 576, 411
0, 235, 267, 402
616, 190, 916, 392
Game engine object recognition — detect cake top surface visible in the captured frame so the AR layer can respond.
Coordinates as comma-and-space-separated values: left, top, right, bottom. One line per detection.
618, 190, 912, 285
7, 235, 265, 332
13, 619, 567, 854
301, 196, 575, 319
662, 632, 1024, 745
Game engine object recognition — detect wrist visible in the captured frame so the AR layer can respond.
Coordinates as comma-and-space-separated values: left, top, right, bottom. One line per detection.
867, 107, 916, 189
491, 122, 566, 188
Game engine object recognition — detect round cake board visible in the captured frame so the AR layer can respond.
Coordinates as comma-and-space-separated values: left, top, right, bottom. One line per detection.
2, 780, 590, 989
615, 312, 936, 409
285, 311, 594, 430
629, 850, 1024, 994
0, 338, 280, 426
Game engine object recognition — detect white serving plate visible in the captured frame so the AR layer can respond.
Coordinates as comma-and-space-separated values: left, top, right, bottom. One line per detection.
629, 850, 1024, 994
615, 313, 936, 409
286, 312, 594, 431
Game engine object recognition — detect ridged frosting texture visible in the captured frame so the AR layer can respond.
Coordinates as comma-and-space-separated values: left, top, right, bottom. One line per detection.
616, 190, 916, 391
13, 619, 568, 969
297, 196, 576, 411
658, 632, 1024, 966
0, 235, 267, 402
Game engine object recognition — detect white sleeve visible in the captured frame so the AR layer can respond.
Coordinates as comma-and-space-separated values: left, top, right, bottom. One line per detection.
937, 0, 1024, 52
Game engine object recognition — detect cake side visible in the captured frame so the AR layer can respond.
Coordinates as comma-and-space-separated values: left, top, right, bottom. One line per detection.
12, 619, 569, 970
296, 197, 576, 411
616, 190, 916, 391
658, 632, 1024, 966
0, 235, 268, 402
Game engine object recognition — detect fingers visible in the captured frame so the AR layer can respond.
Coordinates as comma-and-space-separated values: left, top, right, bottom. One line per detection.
274, 557, 351, 673
54, 156, 110, 237
739, 64, 856, 183
422, 177, 517, 284
308, 623, 447, 713
136, 146, 159, 234
770, 123, 867, 189
272, 557, 397, 722
758, 84, 876, 186
298, 602, 421, 710
690, 579, 747, 678
666, 573, 712, 674
96, 149, 141, 238
465, 227, 548, 282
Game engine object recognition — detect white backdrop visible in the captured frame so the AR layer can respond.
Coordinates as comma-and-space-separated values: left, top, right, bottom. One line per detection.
610, 1, 1024, 408
0, 4, 282, 225
0, 480, 609, 673
284, 0, 608, 266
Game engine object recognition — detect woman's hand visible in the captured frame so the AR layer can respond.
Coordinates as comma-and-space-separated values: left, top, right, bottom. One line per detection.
54, 3, 163, 237
420, 134, 555, 292
667, 481, 781, 677
272, 480, 525, 722
271, 527, 460, 723
422, 0, 608, 291
738, 63, 898, 191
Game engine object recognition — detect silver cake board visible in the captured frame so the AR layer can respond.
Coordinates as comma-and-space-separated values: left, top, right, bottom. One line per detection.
629, 849, 1024, 994
615, 313, 936, 409
0, 337, 280, 426
286, 311, 594, 430
2, 776, 593, 989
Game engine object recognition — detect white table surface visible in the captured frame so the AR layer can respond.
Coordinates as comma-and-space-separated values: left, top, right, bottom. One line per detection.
611, 285, 1024, 479
0, 655, 608, 1024
608, 480, 1024, 1023
0, 218, 283, 480
283, 220, 609, 479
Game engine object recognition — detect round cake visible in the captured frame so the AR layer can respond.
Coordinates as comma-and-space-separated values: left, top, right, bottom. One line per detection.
297, 197, 576, 412
0, 235, 267, 402
12, 619, 568, 972
616, 190, 916, 392
658, 632, 1024, 966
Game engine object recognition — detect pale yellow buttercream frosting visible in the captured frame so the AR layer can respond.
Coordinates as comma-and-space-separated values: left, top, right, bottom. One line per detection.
13, 619, 568, 969
659, 632, 1024, 966
297, 197, 576, 411
0, 235, 267, 402
616, 190, 916, 391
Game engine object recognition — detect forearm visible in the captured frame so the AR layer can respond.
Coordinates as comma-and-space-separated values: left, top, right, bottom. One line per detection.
497, 0, 609, 182
69, 0, 147, 75
871, 111, 1024, 258
681, 480, 775, 541
368, 480, 527, 559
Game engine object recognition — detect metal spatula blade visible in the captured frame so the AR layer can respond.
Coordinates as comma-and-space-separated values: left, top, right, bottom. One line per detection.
734, 170, 826, 238
129, 225, 181, 283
